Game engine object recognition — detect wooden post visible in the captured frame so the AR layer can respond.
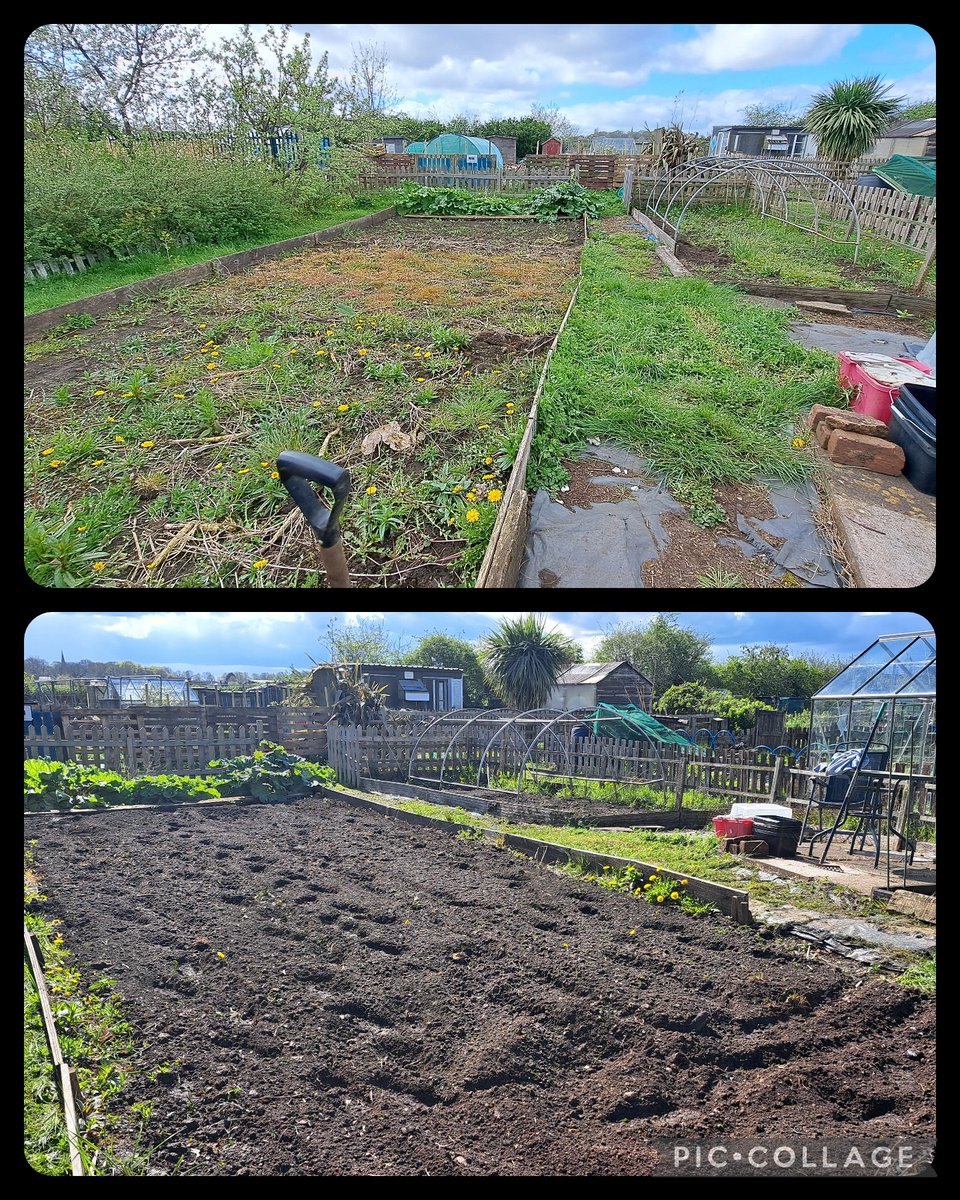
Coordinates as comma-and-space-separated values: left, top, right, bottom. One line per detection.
915, 228, 936, 289
768, 754, 783, 802
674, 755, 689, 826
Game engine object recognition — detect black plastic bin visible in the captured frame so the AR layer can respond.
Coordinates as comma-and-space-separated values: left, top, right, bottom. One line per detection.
891, 382, 936, 495
751, 815, 803, 858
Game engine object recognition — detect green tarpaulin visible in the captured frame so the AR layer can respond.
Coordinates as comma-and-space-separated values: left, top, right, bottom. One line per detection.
873, 155, 936, 198
589, 703, 692, 748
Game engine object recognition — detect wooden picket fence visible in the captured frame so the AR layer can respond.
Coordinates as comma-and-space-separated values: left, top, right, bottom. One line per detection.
830, 186, 935, 251
23, 705, 331, 775
363, 161, 574, 191
24, 234, 196, 283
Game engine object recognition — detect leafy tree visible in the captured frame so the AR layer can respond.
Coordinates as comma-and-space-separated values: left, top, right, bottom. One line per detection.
319, 618, 406, 664
740, 102, 803, 126
529, 103, 580, 143
654, 681, 714, 714
405, 633, 490, 707
713, 644, 841, 702
597, 615, 713, 698
477, 115, 551, 158
894, 99, 935, 122
481, 615, 576, 710
25, 23, 202, 136
804, 75, 905, 161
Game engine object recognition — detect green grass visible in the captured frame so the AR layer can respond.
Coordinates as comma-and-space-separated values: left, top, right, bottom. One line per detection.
532, 228, 839, 524
676, 203, 935, 292
24, 960, 70, 1175
487, 769, 729, 813
24, 202, 391, 315
24, 218, 577, 587
896, 952, 936, 994
354, 790, 887, 919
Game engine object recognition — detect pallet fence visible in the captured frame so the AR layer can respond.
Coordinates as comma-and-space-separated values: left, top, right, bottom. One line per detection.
25, 234, 197, 283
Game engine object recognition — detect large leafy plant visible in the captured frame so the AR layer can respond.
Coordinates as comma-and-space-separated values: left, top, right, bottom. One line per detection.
208, 741, 333, 803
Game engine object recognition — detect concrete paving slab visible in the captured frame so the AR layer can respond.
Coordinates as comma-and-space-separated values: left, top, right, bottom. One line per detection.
788, 320, 922, 357
817, 452, 935, 587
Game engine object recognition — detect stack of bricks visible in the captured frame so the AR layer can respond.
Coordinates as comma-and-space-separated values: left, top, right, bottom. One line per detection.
807, 404, 905, 475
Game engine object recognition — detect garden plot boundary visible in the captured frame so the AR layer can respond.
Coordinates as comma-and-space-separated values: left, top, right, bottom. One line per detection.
321, 783, 752, 923
477, 214, 587, 588
23, 208, 396, 340
633, 206, 936, 318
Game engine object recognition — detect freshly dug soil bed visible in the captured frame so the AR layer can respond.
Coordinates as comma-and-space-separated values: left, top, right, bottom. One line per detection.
27, 796, 934, 1176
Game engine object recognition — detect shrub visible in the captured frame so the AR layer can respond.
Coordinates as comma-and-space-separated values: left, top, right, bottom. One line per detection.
207, 741, 334, 802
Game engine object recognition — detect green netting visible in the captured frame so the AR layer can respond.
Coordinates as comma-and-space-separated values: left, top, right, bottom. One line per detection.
873, 155, 936, 198
590, 703, 692, 748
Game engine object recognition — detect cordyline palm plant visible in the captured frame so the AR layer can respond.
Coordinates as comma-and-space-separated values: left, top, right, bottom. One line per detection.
481, 615, 577, 711
804, 75, 905, 162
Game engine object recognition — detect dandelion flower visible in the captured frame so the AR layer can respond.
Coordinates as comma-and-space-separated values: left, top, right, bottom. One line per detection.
477, 424, 489, 430
49, 459, 65, 467
237, 468, 250, 474
423, 351, 432, 358
483, 473, 494, 480
488, 489, 503, 502
416, 377, 426, 383
680, 879, 688, 885
213, 463, 223, 471
92, 459, 105, 466
312, 400, 324, 407
251, 560, 268, 571
629, 930, 636, 936
92, 561, 106, 572
657, 896, 665, 903
216, 950, 227, 958
93, 390, 106, 397
792, 437, 806, 448
325, 329, 334, 336
174, 393, 186, 399
337, 404, 350, 412
447, 518, 455, 525
209, 349, 219, 356
358, 348, 368, 355
115, 435, 126, 444
644, 884, 651, 890
139, 440, 155, 449
198, 324, 208, 329
206, 363, 217, 370
289, 348, 297, 354
260, 461, 270, 467
484, 456, 493, 465
466, 491, 477, 502
670, 891, 679, 900
452, 485, 462, 494
271, 471, 280, 480
146, 562, 157, 570
365, 485, 378, 495
41, 448, 54, 456
105, 416, 116, 422
77, 525, 87, 533
316, 349, 326, 356
466, 509, 480, 522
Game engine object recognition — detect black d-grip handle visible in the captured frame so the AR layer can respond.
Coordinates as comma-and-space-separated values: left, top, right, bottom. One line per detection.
276, 452, 350, 548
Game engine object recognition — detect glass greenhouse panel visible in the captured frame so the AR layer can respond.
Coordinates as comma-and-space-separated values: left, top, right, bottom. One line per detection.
815, 640, 903, 697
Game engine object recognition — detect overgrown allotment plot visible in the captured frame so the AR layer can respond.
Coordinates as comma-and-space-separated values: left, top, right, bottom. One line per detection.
24, 218, 580, 587
27, 797, 934, 1176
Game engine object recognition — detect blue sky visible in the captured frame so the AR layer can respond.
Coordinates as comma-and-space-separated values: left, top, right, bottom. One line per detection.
25, 612, 932, 675
207, 23, 935, 133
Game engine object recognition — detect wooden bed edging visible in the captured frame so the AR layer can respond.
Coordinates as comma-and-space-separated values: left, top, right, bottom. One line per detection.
476, 219, 586, 588
24, 208, 396, 341
322, 784, 752, 923
630, 207, 935, 317
24, 926, 84, 1175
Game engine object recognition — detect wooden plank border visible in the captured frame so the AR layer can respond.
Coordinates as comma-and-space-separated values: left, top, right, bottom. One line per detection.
322, 784, 751, 923
24, 208, 397, 341
24, 926, 84, 1176
477, 229, 585, 588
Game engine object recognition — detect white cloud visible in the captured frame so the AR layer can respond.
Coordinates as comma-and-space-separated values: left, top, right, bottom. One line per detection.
343, 612, 385, 626
733, 612, 747, 620
100, 612, 309, 640
657, 24, 862, 73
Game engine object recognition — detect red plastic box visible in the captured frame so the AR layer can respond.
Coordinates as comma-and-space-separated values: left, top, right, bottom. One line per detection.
837, 353, 933, 424
713, 816, 754, 839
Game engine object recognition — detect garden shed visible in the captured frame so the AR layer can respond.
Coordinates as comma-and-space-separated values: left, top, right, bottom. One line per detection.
547, 662, 653, 712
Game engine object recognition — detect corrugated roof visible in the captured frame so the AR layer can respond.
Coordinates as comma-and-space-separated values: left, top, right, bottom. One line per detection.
884, 119, 936, 138
556, 662, 650, 686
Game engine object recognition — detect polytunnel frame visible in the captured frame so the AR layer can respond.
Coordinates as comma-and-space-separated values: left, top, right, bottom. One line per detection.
511, 708, 672, 806
474, 708, 573, 789
647, 156, 861, 262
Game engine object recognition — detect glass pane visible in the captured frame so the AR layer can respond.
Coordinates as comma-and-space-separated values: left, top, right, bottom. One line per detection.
808, 699, 850, 762
895, 662, 936, 696
848, 699, 891, 759
859, 636, 934, 696
816, 639, 903, 697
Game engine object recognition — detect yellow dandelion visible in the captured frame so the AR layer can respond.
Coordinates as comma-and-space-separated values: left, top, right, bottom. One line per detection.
315, 349, 326, 356
681, 879, 688, 885
211, 376, 220, 382
41, 448, 54, 456
477, 424, 489, 430
312, 400, 324, 407
483, 473, 494, 480
466, 509, 480, 522
488, 489, 503, 502
629, 930, 636, 936
643, 884, 651, 890
145, 562, 157, 570
121, 391, 134, 398
657, 895, 665, 903
358, 348, 368, 355
198, 323, 208, 329
365, 485, 378, 495
206, 363, 217, 370
325, 329, 334, 336
251, 560, 268, 571
452, 485, 462, 493
105, 416, 116, 422
92, 561, 106, 572
670, 892, 680, 900
416, 377, 426, 383
77, 525, 87, 533
261, 461, 270, 467
173, 393, 186, 399
271, 471, 280, 480
337, 404, 350, 412
139, 440, 155, 449
466, 491, 477, 502
213, 463, 223, 470
48, 459, 65, 468
92, 459, 104, 466
484, 456, 493, 465
289, 348, 298, 354
237, 468, 250, 474
271, 362, 280, 368
209, 349, 219, 356
114, 435, 125, 444
792, 437, 806, 448
216, 950, 227, 958
423, 351, 432, 358
447, 518, 455, 525
93, 390, 106, 397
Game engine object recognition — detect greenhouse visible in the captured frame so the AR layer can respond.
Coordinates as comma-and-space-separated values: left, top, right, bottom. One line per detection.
420, 133, 504, 167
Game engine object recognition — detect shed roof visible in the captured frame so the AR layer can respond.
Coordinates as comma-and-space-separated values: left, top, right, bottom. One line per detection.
883, 119, 936, 139
556, 661, 651, 686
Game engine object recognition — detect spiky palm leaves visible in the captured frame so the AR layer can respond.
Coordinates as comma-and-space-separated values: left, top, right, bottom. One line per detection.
804, 76, 904, 162
481, 615, 576, 711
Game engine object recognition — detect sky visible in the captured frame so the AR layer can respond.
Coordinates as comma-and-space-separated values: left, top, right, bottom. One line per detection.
25, 612, 932, 675
205, 22, 936, 133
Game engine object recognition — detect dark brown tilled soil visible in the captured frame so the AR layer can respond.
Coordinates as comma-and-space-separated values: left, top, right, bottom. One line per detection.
26, 797, 934, 1176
